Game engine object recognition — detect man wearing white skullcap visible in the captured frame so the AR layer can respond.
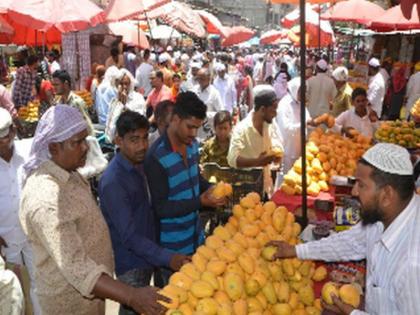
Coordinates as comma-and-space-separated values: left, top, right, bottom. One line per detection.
331, 66, 353, 117
268, 142, 420, 315
306, 59, 337, 117
367, 57, 386, 117
19, 105, 169, 315
213, 63, 237, 113
228, 85, 284, 195
0, 108, 41, 314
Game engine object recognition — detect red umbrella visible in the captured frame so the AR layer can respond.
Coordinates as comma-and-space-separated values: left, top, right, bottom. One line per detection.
370, 4, 420, 31
196, 10, 228, 37
0, 15, 13, 34
400, 0, 420, 19
260, 29, 287, 45
108, 21, 150, 49
105, 0, 170, 22
3, 0, 104, 32
288, 24, 334, 47
282, 4, 322, 28
221, 26, 255, 47
322, 0, 386, 25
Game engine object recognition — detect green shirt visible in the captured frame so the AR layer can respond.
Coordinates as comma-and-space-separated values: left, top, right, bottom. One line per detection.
331, 83, 353, 117
200, 136, 230, 167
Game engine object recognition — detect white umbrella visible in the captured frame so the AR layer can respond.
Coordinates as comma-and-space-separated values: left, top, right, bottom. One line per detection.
149, 24, 181, 39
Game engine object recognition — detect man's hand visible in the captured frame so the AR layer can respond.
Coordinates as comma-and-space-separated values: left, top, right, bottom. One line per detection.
265, 240, 297, 259
169, 254, 191, 271
256, 152, 276, 167
368, 109, 379, 122
128, 286, 170, 315
321, 294, 356, 315
200, 187, 227, 208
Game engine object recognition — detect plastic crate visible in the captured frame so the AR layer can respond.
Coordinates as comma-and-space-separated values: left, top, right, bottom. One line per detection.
202, 162, 264, 207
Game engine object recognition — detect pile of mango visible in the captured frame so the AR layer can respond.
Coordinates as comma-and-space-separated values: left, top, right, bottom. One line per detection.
374, 120, 420, 149
75, 90, 93, 107
281, 128, 371, 197
161, 192, 328, 315
410, 97, 420, 119
18, 100, 40, 122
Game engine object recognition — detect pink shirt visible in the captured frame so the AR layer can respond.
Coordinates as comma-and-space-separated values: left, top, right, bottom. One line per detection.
0, 84, 17, 119
146, 85, 172, 109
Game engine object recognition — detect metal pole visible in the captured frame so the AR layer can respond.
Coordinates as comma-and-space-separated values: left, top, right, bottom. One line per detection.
299, 0, 308, 228
318, 4, 321, 53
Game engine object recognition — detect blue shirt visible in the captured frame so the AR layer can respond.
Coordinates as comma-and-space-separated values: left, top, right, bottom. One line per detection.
144, 133, 211, 255
98, 152, 172, 276
95, 85, 117, 125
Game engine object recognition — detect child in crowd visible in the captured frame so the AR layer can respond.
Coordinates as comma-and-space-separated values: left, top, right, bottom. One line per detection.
200, 110, 232, 167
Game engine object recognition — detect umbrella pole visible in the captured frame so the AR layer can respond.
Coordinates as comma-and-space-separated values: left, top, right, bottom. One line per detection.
318, 4, 321, 53
299, 0, 308, 228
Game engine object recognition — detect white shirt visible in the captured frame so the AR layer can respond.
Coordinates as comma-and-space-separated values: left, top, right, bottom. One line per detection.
297, 194, 420, 315
368, 72, 386, 117
253, 61, 264, 83
334, 107, 379, 138
0, 139, 32, 245
135, 62, 154, 97
379, 68, 390, 91
276, 94, 312, 173
227, 112, 283, 195
406, 72, 420, 114
213, 75, 237, 113
307, 72, 337, 118
50, 60, 61, 74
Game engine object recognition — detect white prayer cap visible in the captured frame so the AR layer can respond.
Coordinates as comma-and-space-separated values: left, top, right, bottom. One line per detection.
253, 84, 278, 107
181, 53, 189, 62
190, 61, 202, 69
316, 59, 328, 71
0, 107, 12, 137
362, 143, 413, 176
332, 66, 349, 82
158, 53, 170, 63
368, 57, 380, 68
214, 63, 226, 72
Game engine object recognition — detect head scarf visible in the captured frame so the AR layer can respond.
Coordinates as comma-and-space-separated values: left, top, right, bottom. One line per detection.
287, 77, 301, 103
116, 68, 136, 95
23, 105, 88, 177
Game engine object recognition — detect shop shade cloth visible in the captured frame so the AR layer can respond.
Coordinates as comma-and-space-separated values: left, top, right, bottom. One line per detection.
23, 105, 88, 178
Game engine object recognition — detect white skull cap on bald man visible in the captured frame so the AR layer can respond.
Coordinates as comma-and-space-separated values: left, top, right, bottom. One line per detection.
23, 104, 88, 177
362, 143, 413, 176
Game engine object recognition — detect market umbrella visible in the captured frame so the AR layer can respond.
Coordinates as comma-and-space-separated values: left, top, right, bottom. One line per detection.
282, 4, 321, 28
322, 0, 386, 25
2, 0, 104, 32
400, 0, 420, 19
149, 25, 181, 40
108, 21, 150, 49
196, 10, 228, 38
0, 15, 13, 34
260, 29, 287, 45
104, 0, 171, 22
287, 23, 334, 47
159, 2, 206, 38
369, 4, 420, 31
221, 26, 255, 47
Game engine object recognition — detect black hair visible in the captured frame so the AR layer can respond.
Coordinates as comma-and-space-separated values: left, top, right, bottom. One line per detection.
116, 110, 149, 138
173, 92, 207, 120
153, 70, 164, 81
26, 55, 39, 66
143, 49, 150, 59
359, 158, 415, 201
52, 69, 71, 85
214, 110, 232, 128
352, 87, 367, 101
244, 65, 253, 76
111, 47, 119, 57
172, 73, 181, 80
155, 100, 175, 123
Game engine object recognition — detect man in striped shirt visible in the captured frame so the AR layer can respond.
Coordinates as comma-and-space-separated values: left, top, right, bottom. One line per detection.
145, 92, 226, 285
269, 143, 420, 315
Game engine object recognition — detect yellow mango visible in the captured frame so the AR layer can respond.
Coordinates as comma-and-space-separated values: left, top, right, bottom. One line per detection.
261, 246, 277, 261
273, 303, 292, 315
226, 240, 245, 256
196, 297, 218, 315
206, 235, 224, 250
247, 236, 260, 248
190, 280, 214, 298
192, 253, 208, 273
312, 266, 327, 282
305, 306, 321, 315
339, 284, 360, 308
245, 209, 257, 222
217, 302, 233, 315
248, 247, 261, 259
201, 271, 219, 290
233, 233, 248, 248
159, 286, 179, 309
248, 297, 264, 312
252, 270, 268, 287
292, 223, 301, 237
226, 263, 245, 279
276, 281, 290, 303
288, 292, 299, 309
224, 221, 237, 235
256, 292, 268, 309
180, 263, 200, 281
247, 192, 261, 204
240, 196, 256, 209
170, 272, 193, 290
298, 285, 314, 306
262, 282, 277, 304
321, 282, 339, 305
260, 211, 272, 226
224, 273, 244, 301
238, 253, 255, 274
197, 246, 216, 260
268, 262, 283, 281
263, 201, 277, 215
206, 259, 226, 276
281, 183, 296, 195
213, 225, 232, 241
212, 181, 227, 199
179, 303, 193, 315
242, 224, 260, 237
164, 284, 188, 303
281, 225, 293, 242
218, 247, 237, 263
233, 299, 248, 315
298, 261, 312, 277
291, 309, 307, 315
313, 298, 322, 311
245, 278, 261, 296
233, 204, 245, 218
256, 232, 270, 247
282, 259, 294, 277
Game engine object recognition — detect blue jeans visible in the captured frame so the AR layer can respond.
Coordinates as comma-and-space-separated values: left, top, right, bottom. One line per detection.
117, 268, 153, 315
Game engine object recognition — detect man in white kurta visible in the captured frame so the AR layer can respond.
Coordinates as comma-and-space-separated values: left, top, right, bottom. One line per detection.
306, 59, 337, 117
213, 63, 237, 114
367, 58, 386, 118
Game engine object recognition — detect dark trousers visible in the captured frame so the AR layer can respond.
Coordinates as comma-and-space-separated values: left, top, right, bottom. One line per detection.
117, 268, 154, 315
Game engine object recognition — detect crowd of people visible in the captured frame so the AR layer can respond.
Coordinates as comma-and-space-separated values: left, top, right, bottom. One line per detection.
0, 41, 419, 315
